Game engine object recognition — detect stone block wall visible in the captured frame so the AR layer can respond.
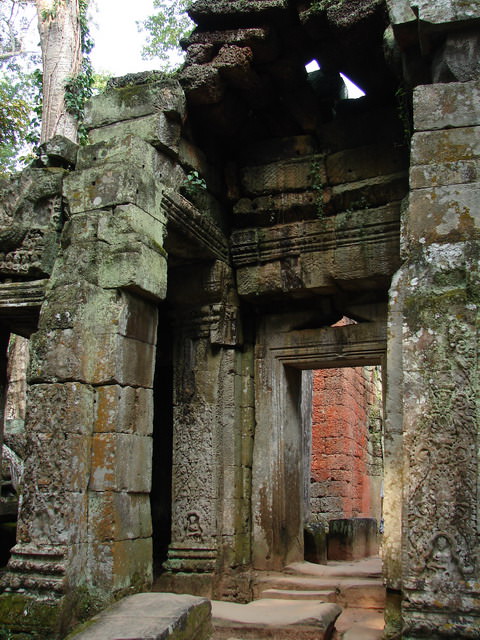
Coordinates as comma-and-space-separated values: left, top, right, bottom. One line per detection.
310, 365, 382, 523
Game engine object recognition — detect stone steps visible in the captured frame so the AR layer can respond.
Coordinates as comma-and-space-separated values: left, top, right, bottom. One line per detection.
212, 598, 342, 640
332, 607, 384, 640
254, 558, 385, 610
210, 558, 385, 640
255, 575, 384, 609
260, 588, 337, 601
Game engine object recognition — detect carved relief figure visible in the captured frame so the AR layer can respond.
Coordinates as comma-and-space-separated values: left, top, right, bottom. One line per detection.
423, 533, 473, 592
185, 511, 203, 542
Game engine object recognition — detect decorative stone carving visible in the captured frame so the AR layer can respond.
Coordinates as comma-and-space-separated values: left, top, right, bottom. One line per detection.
0, 169, 66, 278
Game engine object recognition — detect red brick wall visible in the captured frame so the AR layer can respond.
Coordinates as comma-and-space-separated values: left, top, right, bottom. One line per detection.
310, 365, 380, 521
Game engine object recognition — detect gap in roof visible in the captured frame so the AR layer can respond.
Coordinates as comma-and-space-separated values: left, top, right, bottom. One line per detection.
305, 59, 365, 99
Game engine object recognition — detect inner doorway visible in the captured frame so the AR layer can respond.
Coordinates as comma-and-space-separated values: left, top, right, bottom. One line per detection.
305, 364, 383, 564
252, 316, 387, 571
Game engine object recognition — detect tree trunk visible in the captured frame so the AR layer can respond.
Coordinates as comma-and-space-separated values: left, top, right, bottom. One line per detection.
36, 0, 82, 143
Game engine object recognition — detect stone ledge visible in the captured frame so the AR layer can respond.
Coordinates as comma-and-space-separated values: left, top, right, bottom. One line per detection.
68, 592, 212, 640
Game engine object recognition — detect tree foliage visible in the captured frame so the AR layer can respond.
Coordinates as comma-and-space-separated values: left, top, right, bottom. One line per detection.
0, 0, 40, 175
140, 0, 194, 71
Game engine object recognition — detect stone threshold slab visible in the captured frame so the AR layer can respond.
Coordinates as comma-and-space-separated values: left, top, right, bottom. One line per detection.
212, 598, 341, 640
68, 593, 211, 640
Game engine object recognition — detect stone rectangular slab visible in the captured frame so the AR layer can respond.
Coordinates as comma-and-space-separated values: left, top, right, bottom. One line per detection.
414, 81, 480, 131
212, 598, 341, 640
68, 592, 211, 640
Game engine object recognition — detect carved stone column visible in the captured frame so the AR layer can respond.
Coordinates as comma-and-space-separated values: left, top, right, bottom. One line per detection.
400, 80, 480, 637
0, 131, 170, 636
163, 261, 246, 596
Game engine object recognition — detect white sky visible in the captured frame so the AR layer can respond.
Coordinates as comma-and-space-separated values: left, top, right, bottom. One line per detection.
89, 0, 161, 76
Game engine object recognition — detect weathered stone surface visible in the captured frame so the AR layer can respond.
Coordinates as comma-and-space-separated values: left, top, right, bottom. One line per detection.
326, 144, 407, 186
189, 0, 288, 25
90, 433, 152, 492
327, 518, 379, 561
414, 81, 480, 131
241, 155, 326, 197
179, 65, 225, 105
410, 125, 480, 189
88, 538, 153, 592
405, 183, 480, 246
88, 492, 152, 541
16, 486, 88, 545
0, 168, 65, 278
95, 386, 153, 436
69, 593, 211, 640
76, 135, 157, 171
37, 135, 79, 167
25, 383, 93, 435
412, 126, 480, 166
63, 162, 158, 215
184, 27, 279, 63
389, 0, 480, 24
84, 77, 186, 129
29, 432, 91, 492
50, 213, 167, 300
232, 204, 400, 298
433, 30, 480, 82
212, 598, 341, 640
89, 112, 182, 156
28, 327, 156, 387
98, 240, 167, 301
212, 45, 265, 96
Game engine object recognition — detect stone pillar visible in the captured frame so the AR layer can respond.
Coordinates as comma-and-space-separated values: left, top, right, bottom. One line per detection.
163, 261, 246, 597
0, 131, 170, 635
0, 330, 9, 483
383, 270, 404, 591
400, 80, 480, 637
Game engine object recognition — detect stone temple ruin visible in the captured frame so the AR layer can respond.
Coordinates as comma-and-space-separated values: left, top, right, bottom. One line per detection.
0, 0, 479, 637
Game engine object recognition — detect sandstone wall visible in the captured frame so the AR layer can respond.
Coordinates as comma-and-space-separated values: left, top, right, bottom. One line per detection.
310, 366, 382, 523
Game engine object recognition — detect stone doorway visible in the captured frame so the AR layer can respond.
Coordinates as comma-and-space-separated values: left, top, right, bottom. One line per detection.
252, 315, 388, 573
151, 306, 174, 577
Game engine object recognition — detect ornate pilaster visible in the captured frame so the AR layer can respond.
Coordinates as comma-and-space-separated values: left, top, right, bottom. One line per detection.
400, 79, 480, 637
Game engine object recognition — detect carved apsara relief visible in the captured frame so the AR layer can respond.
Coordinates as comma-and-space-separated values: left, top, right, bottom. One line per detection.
404, 311, 478, 586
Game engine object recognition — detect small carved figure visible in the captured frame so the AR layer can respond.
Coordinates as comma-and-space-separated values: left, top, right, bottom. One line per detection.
185, 511, 203, 541
424, 533, 463, 591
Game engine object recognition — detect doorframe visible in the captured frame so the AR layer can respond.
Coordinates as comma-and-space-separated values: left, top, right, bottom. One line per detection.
252, 319, 387, 570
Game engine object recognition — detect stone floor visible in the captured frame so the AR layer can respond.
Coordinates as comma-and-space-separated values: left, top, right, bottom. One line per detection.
213, 557, 385, 640
67, 558, 385, 640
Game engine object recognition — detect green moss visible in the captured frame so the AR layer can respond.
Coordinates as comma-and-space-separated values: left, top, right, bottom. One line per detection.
0, 594, 61, 638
